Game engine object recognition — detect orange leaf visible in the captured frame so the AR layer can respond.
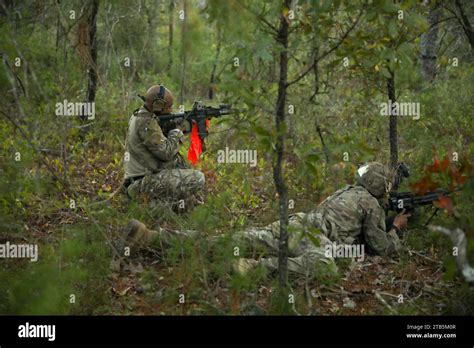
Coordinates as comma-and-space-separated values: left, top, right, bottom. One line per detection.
433, 196, 454, 215
410, 175, 437, 195
427, 158, 441, 173
454, 171, 467, 185
440, 155, 449, 172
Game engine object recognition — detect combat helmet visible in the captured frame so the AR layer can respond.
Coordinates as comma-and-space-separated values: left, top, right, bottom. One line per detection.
355, 162, 393, 198
140, 85, 174, 114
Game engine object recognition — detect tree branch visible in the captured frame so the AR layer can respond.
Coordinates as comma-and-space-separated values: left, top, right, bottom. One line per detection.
454, 0, 474, 50
238, 2, 278, 34
407, 16, 457, 43
287, 11, 362, 87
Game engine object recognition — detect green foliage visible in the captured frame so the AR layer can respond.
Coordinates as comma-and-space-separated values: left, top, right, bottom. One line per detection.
0, 225, 109, 314
0, 0, 473, 316
268, 286, 294, 315
185, 191, 236, 232
443, 283, 474, 315
309, 261, 340, 288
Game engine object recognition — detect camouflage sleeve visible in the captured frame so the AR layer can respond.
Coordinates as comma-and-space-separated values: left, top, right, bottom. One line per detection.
362, 203, 401, 256
137, 118, 182, 162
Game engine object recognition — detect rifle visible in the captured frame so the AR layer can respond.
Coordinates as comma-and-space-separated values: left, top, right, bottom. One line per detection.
387, 163, 461, 225
152, 101, 236, 142
387, 188, 455, 213
388, 188, 461, 226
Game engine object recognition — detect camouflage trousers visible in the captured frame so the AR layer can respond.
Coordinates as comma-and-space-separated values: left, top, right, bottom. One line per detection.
231, 212, 337, 276
126, 169, 205, 207
148, 212, 338, 277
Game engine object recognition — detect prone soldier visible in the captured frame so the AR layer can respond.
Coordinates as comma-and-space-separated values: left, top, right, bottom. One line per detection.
121, 162, 410, 276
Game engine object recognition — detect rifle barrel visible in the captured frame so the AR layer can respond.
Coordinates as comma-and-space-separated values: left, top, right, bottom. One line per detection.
388, 188, 454, 211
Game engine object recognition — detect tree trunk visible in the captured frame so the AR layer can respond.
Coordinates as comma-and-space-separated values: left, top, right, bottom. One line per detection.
55, 4, 61, 50
208, 25, 222, 100
143, 1, 156, 72
167, 0, 174, 72
179, 0, 187, 105
274, 0, 291, 289
86, 0, 99, 103
316, 125, 330, 163
387, 69, 398, 170
420, 2, 441, 82
454, 0, 474, 52
83, 0, 99, 120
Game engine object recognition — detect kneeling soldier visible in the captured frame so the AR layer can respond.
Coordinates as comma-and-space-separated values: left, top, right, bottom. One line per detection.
123, 84, 205, 208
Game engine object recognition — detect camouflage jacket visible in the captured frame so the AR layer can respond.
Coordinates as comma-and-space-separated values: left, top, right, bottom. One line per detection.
307, 185, 400, 256
124, 108, 182, 179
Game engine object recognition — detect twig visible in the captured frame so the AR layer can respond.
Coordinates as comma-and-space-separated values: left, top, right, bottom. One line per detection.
377, 291, 398, 299
115, 134, 126, 149
407, 249, 440, 264
303, 268, 313, 314
407, 16, 457, 43
316, 125, 330, 163
238, 2, 278, 34
373, 290, 398, 314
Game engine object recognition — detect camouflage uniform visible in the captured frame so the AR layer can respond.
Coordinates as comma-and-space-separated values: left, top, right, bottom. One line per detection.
124, 162, 401, 276
124, 107, 205, 206
306, 185, 401, 256
230, 184, 400, 275
124, 213, 336, 277
231, 213, 337, 276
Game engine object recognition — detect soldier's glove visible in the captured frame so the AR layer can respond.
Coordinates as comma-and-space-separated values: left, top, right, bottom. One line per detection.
168, 128, 184, 144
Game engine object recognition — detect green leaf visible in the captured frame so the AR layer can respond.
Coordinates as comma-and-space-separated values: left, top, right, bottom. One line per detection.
306, 229, 321, 248
254, 125, 271, 137
382, 1, 399, 13
388, 20, 398, 39
256, 49, 273, 62
380, 66, 392, 79
397, 41, 411, 55
366, 10, 377, 22
320, 0, 332, 12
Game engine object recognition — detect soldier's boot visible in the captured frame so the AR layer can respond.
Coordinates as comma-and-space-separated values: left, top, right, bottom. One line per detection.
123, 219, 159, 252
232, 258, 259, 276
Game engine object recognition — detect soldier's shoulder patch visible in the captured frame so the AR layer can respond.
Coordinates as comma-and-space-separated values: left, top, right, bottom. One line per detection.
141, 117, 164, 139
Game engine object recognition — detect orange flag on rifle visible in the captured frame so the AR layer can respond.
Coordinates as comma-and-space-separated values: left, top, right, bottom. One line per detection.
187, 119, 210, 165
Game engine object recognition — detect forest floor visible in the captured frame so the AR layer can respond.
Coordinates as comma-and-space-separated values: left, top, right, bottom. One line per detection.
106, 247, 464, 315
14, 142, 472, 316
